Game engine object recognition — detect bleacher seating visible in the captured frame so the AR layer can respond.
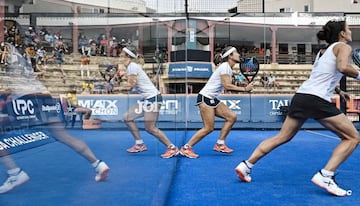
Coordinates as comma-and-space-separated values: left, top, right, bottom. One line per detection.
2, 54, 359, 97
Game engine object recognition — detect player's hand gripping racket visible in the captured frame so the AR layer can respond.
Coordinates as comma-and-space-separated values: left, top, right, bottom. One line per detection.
239, 56, 260, 83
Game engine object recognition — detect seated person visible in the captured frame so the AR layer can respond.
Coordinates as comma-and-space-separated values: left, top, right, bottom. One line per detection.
234, 73, 246, 87
81, 80, 94, 94
0, 42, 9, 65
66, 89, 92, 120
260, 73, 269, 87
104, 73, 114, 94
268, 73, 280, 88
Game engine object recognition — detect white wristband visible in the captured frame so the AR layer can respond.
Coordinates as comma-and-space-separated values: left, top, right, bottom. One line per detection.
356, 72, 360, 81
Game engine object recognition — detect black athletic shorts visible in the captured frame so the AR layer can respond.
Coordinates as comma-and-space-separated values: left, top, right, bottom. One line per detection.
287, 93, 341, 120
144, 94, 163, 103
196, 94, 221, 108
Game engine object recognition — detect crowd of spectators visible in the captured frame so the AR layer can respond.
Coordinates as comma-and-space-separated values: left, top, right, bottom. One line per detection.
78, 33, 131, 57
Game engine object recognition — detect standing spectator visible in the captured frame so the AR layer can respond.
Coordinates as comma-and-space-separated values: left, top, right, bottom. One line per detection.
265, 48, 271, 64
80, 55, 91, 79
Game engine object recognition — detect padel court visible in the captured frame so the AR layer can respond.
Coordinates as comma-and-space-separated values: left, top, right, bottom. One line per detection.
1, 128, 360, 206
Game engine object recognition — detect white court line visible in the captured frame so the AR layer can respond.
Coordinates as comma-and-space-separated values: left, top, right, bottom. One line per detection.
304, 130, 340, 141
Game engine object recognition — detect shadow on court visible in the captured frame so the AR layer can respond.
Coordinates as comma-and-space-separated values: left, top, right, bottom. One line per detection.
1, 129, 360, 206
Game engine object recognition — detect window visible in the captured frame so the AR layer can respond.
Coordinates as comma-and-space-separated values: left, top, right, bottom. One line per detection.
304, 5, 310, 12
14, 6, 21, 15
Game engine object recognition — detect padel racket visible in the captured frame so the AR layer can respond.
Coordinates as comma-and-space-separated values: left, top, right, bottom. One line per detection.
239, 56, 260, 83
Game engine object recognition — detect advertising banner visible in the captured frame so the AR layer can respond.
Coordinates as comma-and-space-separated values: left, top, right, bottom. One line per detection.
168, 62, 212, 78
76, 94, 292, 123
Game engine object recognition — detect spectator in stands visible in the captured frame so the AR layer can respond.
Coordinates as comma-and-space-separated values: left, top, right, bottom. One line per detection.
118, 47, 179, 158
0, 42, 9, 65
99, 34, 108, 56
81, 79, 94, 94
109, 36, 119, 57
79, 34, 91, 56
52, 45, 66, 76
66, 89, 92, 120
80, 55, 91, 79
268, 73, 280, 88
7, 26, 17, 45
35, 46, 47, 78
103, 73, 114, 94
179, 46, 254, 158
44, 32, 55, 47
235, 20, 360, 197
233, 73, 246, 87
265, 48, 271, 64
89, 39, 98, 56
260, 72, 269, 87
25, 45, 36, 72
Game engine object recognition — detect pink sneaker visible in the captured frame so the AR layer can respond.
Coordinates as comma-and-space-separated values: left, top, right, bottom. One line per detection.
127, 144, 147, 153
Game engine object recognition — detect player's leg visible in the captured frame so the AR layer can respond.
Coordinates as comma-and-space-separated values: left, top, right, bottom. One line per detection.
143, 105, 179, 158
235, 116, 305, 182
311, 113, 359, 196
123, 102, 147, 153
213, 103, 237, 153
180, 103, 215, 158
48, 122, 109, 182
0, 152, 29, 194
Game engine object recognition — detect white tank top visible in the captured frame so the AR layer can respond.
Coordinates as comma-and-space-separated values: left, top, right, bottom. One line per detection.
199, 62, 233, 98
297, 42, 343, 102
126, 62, 160, 99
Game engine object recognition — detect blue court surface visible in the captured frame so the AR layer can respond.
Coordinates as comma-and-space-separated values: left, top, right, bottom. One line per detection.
1, 129, 360, 206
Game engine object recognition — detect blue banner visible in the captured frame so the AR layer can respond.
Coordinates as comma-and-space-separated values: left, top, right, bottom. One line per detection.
0, 129, 54, 156
76, 94, 293, 123
168, 62, 212, 78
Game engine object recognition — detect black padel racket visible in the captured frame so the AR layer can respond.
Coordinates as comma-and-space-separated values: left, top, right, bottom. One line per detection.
239, 56, 260, 83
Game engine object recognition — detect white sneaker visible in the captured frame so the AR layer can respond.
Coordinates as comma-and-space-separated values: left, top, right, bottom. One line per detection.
235, 161, 252, 182
311, 171, 348, 197
0, 170, 30, 194
95, 161, 110, 182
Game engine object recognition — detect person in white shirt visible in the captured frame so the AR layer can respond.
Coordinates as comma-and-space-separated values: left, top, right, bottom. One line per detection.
179, 46, 254, 158
235, 20, 360, 197
119, 47, 179, 158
